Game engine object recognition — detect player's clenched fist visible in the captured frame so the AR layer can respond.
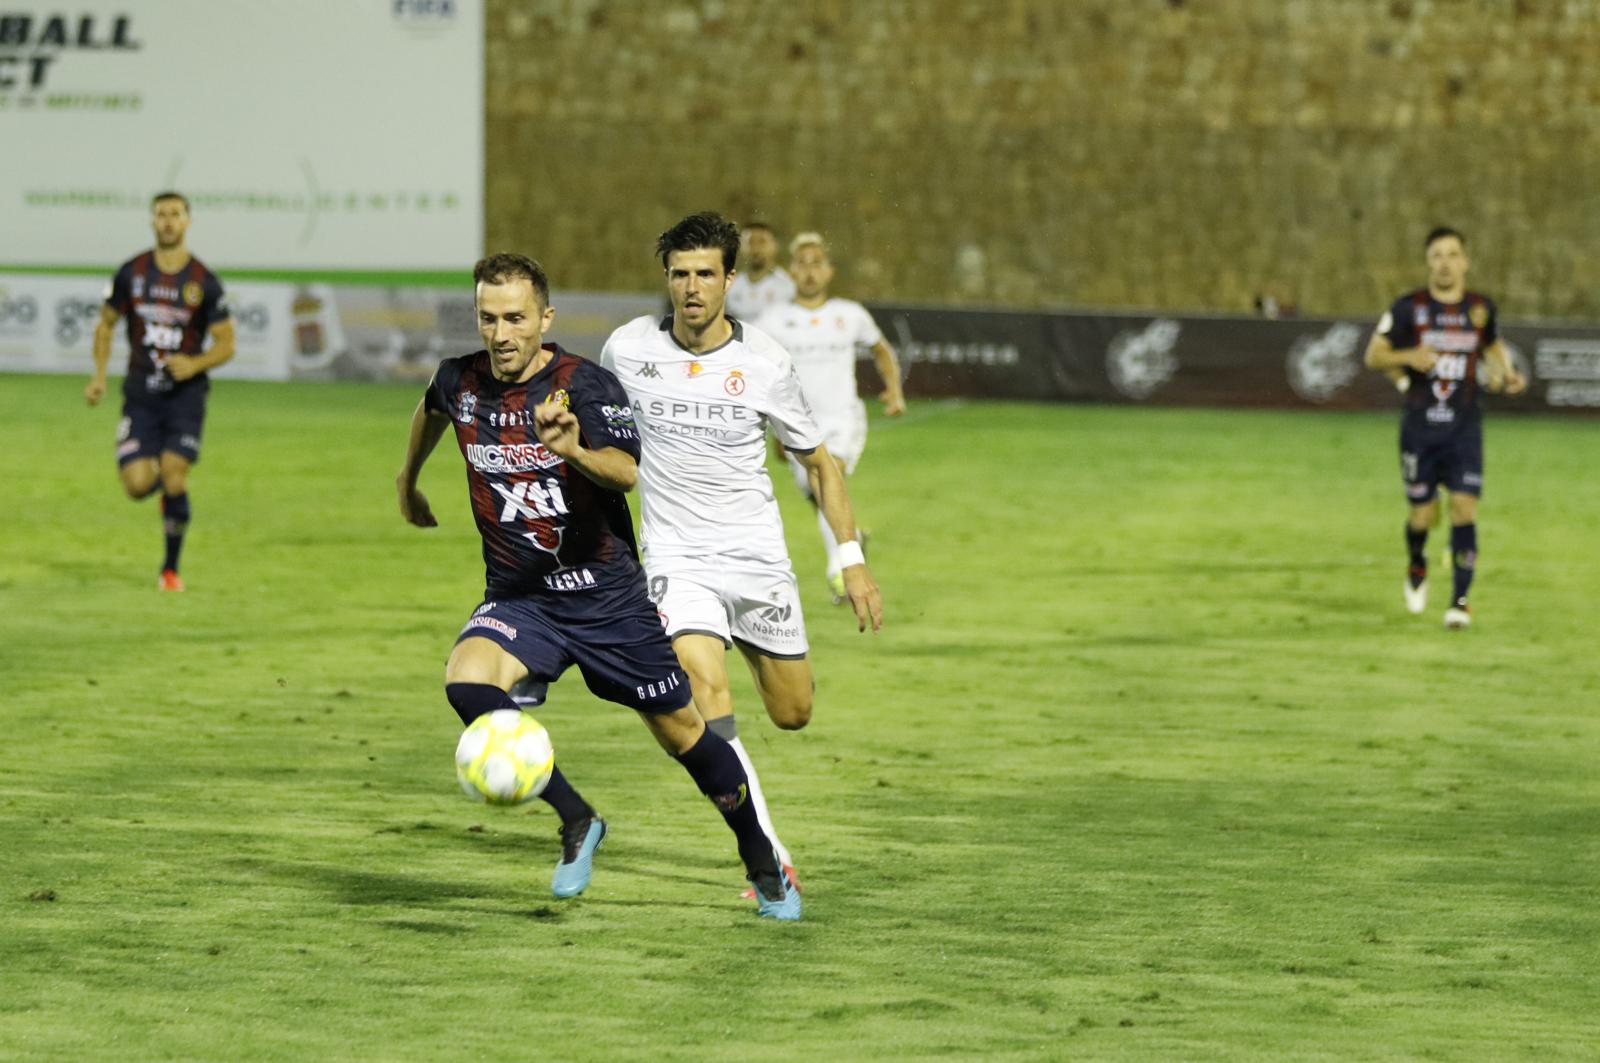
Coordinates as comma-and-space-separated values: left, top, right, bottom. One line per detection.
396, 476, 437, 527
533, 401, 581, 459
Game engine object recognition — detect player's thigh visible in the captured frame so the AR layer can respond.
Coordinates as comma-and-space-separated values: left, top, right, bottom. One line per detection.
648, 564, 733, 646
672, 633, 735, 718
726, 566, 808, 656
448, 599, 569, 688
1444, 432, 1483, 515
116, 402, 162, 494
160, 390, 207, 475
738, 646, 813, 731
1400, 435, 1441, 505
566, 580, 693, 715
445, 636, 529, 688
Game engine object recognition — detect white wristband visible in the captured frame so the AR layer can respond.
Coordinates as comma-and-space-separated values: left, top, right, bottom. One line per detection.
836, 540, 865, 569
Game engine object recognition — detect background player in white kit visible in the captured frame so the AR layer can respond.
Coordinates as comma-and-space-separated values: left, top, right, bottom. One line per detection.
724, 221, 795, 322
602, 212, 884, 891
756, 232, 907, 601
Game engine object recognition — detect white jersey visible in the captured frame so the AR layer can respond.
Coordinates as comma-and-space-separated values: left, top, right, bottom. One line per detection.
726, 268, 796, 323
600, 315, 824, 564
754, 298, 883, 423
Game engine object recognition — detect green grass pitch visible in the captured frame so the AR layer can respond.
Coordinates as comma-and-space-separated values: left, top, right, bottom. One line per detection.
2, 373, 1598, 1060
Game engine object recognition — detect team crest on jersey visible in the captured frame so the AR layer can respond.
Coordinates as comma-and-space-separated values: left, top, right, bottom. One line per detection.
1469, 304, 1488, 329
687, 361, 704, 377
457, 391, 477, 424
1413, 306, 1430, 327
132, 274, 145, 299
182, 282, 204, 307
724, 370, 746, 396
546, 388, 570, 409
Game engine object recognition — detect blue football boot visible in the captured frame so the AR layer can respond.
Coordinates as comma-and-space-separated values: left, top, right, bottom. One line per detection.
748, 852, 802, 921
551, 816, 605, 898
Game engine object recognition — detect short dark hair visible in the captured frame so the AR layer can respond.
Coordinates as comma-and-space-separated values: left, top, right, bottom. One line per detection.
1425, 226, 1465, 251
656, 212, 740, 273
151, 191, 189, 212
473, 252, 550, 307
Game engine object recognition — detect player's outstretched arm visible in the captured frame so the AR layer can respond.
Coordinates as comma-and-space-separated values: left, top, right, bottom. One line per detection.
86, 304, 120, 405
871, 340, 906, 416
797, 444, 883, 632
533, 402, 638, 491
397, 397, 448, 527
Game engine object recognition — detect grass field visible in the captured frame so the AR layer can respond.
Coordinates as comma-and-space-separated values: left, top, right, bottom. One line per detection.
3, 372, 1598, 1061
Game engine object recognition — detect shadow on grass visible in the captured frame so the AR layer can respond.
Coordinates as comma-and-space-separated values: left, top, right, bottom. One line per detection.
262, 860, 502, 907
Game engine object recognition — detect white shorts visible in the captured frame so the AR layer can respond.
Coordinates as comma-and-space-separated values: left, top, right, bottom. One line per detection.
786, 400, 867, 494
645, 556, 809, 659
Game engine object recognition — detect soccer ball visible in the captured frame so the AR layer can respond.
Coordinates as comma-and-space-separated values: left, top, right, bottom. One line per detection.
454, 709, 555, 805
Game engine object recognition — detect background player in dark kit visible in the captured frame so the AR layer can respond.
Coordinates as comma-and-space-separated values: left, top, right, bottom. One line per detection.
396, 253, 801, 918
1364, 227, 1526, 629
86, 191, 236, 591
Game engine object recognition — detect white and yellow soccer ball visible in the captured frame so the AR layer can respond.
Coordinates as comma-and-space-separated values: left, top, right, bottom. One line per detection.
454, 709, 555, 805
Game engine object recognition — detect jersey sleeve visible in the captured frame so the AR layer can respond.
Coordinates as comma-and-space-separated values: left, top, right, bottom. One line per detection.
571, 360, 642, 462
1481, 297, 1499, 346
767, 360, 825, 453
202, 272, 231, 327
1378, 295, 1416, 348
853, 303, 884, 347
423, 360, 457, 417
104, 263, 132, 314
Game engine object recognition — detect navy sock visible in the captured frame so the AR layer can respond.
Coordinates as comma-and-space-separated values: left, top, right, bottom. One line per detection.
1451, 523, 1477, 604
1406, 524, 1428, 576
673, 728, 777, 877
538, 767, 594, 827
445, 682, 593, 826
161, 492, 190, 572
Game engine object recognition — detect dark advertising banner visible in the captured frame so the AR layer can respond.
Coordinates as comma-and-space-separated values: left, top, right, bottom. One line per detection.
867, 303, 1600, 414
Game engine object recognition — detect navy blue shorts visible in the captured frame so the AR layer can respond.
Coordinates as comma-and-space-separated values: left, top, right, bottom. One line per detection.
456, 576, 691, 715
117, 388, 207, 466
1400, 425, 1482, 503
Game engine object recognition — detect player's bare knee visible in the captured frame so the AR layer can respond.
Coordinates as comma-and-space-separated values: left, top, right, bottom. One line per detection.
121, 466, 157, 499
767, 692, 812, 731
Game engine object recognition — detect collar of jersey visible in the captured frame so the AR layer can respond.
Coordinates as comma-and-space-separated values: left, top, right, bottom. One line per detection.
659, 315, 742, 356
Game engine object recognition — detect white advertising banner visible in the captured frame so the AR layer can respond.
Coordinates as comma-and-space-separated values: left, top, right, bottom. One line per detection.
0, 1, 483, 270
0, 271, 294, 380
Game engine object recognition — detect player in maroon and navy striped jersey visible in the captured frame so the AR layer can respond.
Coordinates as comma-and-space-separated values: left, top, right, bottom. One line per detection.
1364, 227, 1526, 629
395, 253, 800, 917
85, 191, 236, 591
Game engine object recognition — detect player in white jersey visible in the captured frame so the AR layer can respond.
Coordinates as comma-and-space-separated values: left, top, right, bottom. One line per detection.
725, 221, 796, 322
756, 232, 906, 601
601, 212, 884, 892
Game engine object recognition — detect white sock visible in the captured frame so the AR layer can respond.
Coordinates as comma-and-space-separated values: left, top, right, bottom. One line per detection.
816, 507, 841, 578
728, 736, 792, 867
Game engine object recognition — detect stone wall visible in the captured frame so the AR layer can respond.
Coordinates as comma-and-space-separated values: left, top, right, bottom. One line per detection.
485, 0, 1600, 319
